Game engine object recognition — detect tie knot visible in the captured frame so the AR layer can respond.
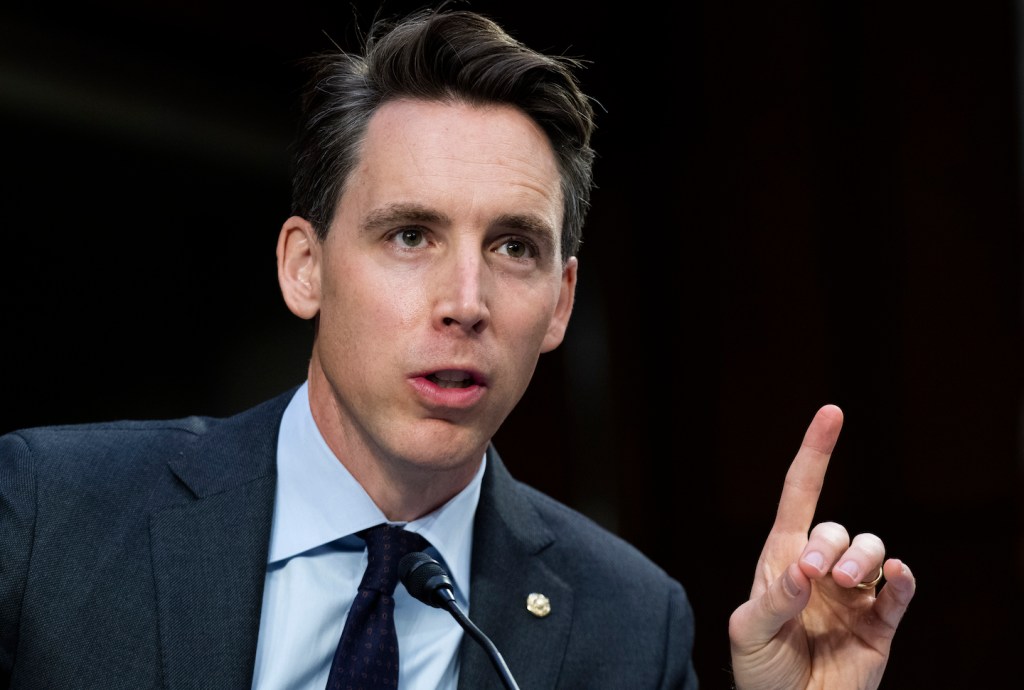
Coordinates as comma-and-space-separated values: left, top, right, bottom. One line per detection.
356, 524, 431, 596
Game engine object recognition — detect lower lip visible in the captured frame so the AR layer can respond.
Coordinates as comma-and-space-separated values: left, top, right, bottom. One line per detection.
409, 377, 486, 409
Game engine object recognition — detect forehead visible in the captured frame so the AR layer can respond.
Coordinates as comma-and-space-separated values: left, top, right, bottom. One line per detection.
342, 98, 563, 232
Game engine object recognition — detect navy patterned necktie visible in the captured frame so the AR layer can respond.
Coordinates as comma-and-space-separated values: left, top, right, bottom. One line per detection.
325, 524, 431, 690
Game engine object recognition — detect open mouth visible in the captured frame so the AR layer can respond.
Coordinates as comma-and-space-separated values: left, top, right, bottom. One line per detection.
426, 370, 475, 389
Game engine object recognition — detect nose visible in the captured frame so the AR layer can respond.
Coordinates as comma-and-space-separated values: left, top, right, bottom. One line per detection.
433, 249, 490, 335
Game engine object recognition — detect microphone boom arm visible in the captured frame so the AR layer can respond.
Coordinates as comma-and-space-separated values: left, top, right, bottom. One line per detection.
399, 552, 522, 690
439, 595, 520, 690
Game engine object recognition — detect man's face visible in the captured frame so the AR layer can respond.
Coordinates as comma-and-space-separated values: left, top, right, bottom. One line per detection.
300, 98, 576, 480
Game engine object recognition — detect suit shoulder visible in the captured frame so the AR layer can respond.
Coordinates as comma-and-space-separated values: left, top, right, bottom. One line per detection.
5, 415, 214, 455
515, 481, 681, 590
3, 387, 298, 459
1, 387, 296, 472
498, 476, 698, 681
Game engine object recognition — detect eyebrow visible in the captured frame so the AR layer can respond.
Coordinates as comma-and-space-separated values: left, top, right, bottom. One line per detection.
492, 212, 554, 239
362, 202, 448, 230
361, 203, 558, 250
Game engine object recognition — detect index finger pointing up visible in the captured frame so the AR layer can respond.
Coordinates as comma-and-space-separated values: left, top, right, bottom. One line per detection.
772, 404, 845, 535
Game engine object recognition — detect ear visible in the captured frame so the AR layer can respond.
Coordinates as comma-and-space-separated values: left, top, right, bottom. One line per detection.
540, 256, 578, 353
277, 215, 322, 320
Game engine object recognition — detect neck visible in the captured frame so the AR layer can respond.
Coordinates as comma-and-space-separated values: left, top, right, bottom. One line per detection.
349, 461, 480, 522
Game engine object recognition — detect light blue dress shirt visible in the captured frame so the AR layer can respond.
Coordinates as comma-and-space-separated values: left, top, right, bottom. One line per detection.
251, 382, 484, 689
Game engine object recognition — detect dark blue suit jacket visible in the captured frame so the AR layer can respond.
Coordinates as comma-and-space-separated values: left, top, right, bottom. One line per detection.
0, 390, 697, 689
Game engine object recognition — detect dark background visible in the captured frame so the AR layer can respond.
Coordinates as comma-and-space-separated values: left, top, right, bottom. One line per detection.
2, 1, 1022, 687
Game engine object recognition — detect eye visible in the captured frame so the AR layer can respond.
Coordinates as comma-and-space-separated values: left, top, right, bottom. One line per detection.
391, 227, 426, 248
495, 238, 536, 260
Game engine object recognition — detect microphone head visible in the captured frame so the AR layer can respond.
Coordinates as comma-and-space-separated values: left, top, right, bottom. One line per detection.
399, 551, 455, 608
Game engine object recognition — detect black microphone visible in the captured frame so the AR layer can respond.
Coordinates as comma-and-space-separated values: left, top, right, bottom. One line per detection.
399, 552, 522, 690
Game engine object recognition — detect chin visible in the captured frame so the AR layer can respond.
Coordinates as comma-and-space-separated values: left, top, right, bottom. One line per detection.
390, 423, 489, 471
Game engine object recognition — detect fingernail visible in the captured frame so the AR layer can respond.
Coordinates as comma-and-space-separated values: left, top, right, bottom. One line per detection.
802, 551, 825, 571
783, 571, 802, 597
837, 560, 860, 580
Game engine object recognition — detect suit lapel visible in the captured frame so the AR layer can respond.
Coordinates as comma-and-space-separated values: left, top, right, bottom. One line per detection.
458, 447, 573, 690
149, 391, 291, 689
143, 391, 571, 689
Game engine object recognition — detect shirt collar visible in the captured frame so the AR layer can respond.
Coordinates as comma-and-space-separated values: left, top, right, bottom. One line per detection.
268, 381, 483, 599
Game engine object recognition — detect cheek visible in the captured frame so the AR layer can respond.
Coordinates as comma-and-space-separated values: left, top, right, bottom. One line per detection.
388, 289, 431, 329
513, 279, 564, 330
503, 295, 561, 351
322, 266, 429, 339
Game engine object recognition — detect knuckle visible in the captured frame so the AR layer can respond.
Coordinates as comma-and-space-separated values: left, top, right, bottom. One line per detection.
810, 521, 850, 548
850, 531, 886, 556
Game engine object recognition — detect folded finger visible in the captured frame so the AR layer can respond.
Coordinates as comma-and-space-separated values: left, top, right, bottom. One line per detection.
830, 532, 887, 587
873, 558, 916, 630
798, 520, 851, 577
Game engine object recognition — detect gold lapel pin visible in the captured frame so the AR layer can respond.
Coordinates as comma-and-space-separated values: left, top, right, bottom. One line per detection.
526, 592, 551, 618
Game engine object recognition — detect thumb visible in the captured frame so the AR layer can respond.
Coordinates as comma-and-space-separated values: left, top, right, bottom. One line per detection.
729, 562, 811, 650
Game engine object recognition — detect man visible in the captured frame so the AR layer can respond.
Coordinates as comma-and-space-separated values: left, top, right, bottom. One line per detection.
0, 6, 915, 689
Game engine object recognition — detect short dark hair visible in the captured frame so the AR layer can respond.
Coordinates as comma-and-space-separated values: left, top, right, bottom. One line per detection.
289, 5, 596, 262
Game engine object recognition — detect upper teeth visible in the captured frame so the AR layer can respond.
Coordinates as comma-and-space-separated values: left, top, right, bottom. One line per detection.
434, 370, 468, 382
431, 370, 471, 388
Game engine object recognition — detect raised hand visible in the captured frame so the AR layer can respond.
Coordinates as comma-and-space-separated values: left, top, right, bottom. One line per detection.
728, 405, 916, 690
